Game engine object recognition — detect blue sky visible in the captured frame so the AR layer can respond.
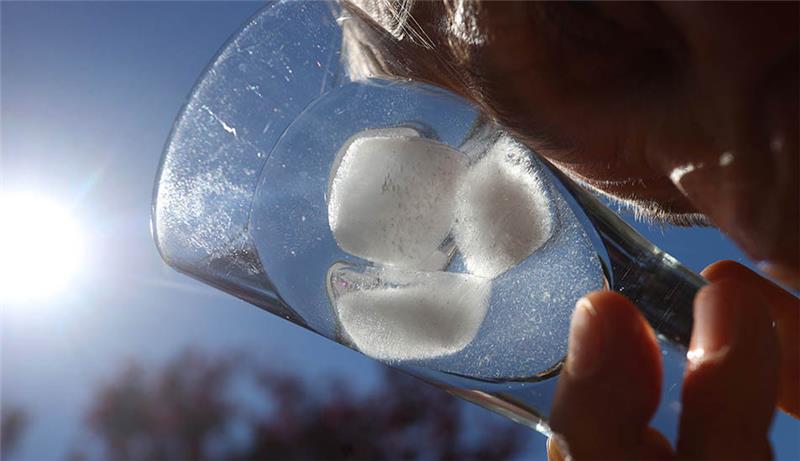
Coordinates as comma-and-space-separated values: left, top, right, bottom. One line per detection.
1, 2, 798, 460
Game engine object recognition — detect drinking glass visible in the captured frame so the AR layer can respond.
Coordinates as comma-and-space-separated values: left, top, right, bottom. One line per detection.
152, 0, 704, 442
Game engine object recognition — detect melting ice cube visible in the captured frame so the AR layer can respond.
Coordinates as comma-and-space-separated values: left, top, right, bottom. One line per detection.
453, 135, 553, 278
328, 133, 467, 269
330, 265, 492, 361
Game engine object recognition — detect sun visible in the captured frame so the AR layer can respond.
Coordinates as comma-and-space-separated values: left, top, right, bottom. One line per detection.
0, 192, 85, 303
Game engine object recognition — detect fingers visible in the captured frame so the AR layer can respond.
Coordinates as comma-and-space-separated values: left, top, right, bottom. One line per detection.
547, 428, 672, 461
677, 279, 779, 459
702, 260, 799, 417
549, 291, 669, 459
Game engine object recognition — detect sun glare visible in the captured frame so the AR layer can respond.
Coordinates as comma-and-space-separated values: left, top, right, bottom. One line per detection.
0, 192, 85, 303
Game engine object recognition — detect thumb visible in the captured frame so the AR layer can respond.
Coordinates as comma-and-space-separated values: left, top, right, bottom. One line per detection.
549, 291, 672, 459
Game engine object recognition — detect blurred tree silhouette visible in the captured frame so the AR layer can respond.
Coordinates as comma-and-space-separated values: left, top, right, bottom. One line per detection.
1, 405, 28, 459
81, 349, 527, 461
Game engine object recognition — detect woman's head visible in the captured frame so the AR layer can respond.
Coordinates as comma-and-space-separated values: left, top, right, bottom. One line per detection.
342, 1, 799, 285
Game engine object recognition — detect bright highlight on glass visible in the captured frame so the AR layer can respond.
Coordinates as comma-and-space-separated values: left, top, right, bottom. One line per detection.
0, 192, 85, 303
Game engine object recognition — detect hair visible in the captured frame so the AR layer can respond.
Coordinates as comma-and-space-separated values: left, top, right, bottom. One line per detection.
340, 0, 485, 81
340, 0, 422, 81
338, 1, 711, 228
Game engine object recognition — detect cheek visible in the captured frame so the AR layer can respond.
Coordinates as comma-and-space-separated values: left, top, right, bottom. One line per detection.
459, 36, 680, 207
456, 4, 684, 169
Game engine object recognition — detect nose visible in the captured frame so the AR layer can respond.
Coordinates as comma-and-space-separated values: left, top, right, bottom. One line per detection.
654, 2, 799, 284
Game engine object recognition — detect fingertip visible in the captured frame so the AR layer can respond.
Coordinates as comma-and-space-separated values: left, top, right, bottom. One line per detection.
701, 259, 750, 281
688, 282, 743, 368
693, 279, 779, 367
566, 292, 661, 382
550, 290, 664, 458
582, 290, 641, 319
689, 279, 777, 377
700, 260, 800, 417
679, 279, 780, 459
578, 291, 663, 388
702, 259, 798, 298
564, 296, 605, 379
546, 437, 566, 461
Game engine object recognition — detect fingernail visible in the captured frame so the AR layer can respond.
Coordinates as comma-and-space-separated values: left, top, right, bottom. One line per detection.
565, 297, 605, 379
687, 285, 739, 370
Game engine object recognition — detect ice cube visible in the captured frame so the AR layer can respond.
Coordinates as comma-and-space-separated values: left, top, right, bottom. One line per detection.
327, 127, 421, 196
328, 132, 467, 269
453, 135, 553, 278
332, 267, 492, 361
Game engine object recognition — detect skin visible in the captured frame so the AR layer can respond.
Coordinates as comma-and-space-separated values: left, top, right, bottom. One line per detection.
549, 262, 793, 460
344, 1, 799, 458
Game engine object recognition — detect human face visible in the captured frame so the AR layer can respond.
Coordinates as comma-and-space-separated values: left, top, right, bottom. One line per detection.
344, 1, 799, 285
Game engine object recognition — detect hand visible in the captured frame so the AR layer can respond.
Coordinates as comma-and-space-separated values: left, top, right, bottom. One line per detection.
547, 261, 799, 460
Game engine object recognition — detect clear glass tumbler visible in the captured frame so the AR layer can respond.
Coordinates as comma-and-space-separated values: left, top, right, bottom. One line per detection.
152, 0, 704, 442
